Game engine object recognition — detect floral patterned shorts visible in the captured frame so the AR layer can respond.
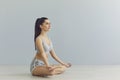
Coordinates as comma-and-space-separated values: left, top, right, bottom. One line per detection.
30, 58, 44, 73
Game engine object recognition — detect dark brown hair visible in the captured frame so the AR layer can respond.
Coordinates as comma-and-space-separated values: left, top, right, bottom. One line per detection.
34, 17, 48, 50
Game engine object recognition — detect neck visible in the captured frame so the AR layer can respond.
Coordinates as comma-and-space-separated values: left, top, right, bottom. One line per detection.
40, 30, 48, 37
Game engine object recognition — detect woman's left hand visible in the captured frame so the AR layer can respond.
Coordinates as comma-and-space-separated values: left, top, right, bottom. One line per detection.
62, 63, 72, 68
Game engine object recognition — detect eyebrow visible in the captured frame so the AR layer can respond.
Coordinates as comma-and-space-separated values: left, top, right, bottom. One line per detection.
46, 22, 51, 24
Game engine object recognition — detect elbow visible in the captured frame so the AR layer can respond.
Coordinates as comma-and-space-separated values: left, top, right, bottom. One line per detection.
51, 54, 56, 59
41, 52, 47, 58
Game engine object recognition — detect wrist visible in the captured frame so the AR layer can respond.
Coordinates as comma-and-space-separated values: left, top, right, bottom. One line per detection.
61, 62, 65, 65
45, 64, 50, 68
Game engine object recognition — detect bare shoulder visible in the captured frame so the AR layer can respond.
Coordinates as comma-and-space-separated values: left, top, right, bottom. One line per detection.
35, 36, 43, 44
35, 36, 45, 53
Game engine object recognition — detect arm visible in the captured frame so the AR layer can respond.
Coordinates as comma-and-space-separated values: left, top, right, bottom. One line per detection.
49, 40, 72, 68
50, 47, 65, 65
35, 37, 49, 67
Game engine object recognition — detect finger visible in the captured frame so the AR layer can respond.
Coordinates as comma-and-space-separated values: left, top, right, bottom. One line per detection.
66, 63, 71, 67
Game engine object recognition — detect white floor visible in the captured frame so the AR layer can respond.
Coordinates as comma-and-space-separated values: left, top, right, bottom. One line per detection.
0, 65, 120, 80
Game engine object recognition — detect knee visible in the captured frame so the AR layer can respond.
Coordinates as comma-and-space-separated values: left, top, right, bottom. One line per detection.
61, 65, 67, 70
31, 72, 36, 76
61, 68, 66, 73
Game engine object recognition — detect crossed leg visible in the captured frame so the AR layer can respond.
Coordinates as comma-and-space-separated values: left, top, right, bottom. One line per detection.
31, 64, 67, 77
51, 64, 67, 74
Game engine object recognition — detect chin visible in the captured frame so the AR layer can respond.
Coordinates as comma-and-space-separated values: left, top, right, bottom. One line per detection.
48, 28, 51, 30
46, 29, 50, 32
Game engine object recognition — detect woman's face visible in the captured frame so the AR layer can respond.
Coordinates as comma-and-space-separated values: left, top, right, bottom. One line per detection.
40, 19, 51, 31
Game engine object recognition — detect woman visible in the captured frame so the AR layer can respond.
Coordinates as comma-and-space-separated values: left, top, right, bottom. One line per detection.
30, 17, 71, 77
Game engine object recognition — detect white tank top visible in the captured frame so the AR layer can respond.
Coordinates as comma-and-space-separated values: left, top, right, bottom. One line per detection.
36, 37, 53, 54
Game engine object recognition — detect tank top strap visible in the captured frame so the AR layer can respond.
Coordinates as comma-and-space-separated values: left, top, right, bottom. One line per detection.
48, 37, 53, 49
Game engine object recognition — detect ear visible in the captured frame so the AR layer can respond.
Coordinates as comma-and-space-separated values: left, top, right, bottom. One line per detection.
39, 25, 42, 29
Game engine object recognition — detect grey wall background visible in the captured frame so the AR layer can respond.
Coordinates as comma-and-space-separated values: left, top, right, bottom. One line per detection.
0, 0, 120, 65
